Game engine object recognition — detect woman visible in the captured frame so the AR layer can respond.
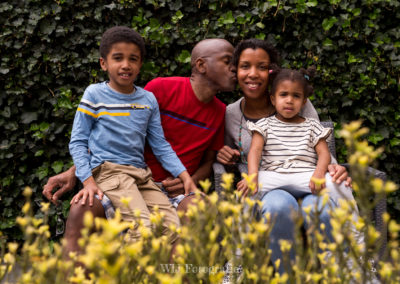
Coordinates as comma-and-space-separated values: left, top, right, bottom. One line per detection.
217, 39, 354, 272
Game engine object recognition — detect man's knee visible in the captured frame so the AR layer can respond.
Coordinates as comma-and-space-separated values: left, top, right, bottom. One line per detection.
66, 198, 106, 235
176, 194, 201, 213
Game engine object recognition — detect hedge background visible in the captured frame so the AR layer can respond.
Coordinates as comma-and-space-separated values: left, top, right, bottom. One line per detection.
1, 0, 399, 240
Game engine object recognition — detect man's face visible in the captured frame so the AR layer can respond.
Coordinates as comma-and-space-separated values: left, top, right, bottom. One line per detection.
205, 44, 237, 92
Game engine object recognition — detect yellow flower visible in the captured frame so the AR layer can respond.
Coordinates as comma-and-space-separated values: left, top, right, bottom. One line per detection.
22, 203, 30, 214
176, 244, 185, 256
279, 240, 291, 252
151, 239, 160, 252
40, 202, 50, 213
16, 216, 28, 227
208, 192, 218, 205
23, 186, 32, 198
311, 176, 326, 188
83, 211, 94, 229
221, 173, 234, 190
120, 196, 132, 208
7, 242, 18, 254
145, 265, 155, 275
4, 253, 15, 264
388, 220, 400, 233
199, 178, 212, 192
384, 181, 398, 193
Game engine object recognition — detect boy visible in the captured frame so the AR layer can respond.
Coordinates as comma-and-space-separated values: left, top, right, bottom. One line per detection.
69, 26, 196, 242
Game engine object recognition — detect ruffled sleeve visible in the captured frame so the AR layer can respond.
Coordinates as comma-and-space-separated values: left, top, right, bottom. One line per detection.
309, 118, 332, 147
247, 118, 268, 140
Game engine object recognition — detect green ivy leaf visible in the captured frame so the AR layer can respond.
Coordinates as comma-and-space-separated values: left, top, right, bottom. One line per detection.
368, 134, 384, 145
390, 138, 400, 147
21, 112, 38, 124
51, 161, 64, 174
176, 50, 191, 63
322, 17, 338, 31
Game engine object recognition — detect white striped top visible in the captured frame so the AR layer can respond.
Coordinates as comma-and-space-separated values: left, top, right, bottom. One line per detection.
247, 116, 331, 173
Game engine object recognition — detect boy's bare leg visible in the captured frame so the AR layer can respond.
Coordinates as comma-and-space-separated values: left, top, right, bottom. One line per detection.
63, 198, 106, 258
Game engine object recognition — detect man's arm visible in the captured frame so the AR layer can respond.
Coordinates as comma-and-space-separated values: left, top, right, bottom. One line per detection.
162, 149, 216, 196
42, 165, 77, 205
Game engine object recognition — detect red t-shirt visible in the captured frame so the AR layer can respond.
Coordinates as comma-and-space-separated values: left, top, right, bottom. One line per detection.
144, 77, 226, 182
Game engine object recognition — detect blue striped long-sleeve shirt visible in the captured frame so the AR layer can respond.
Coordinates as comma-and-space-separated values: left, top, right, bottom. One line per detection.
69, 82, 186, 182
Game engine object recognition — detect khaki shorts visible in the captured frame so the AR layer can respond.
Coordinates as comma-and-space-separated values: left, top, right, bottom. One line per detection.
92, 161, 180, 243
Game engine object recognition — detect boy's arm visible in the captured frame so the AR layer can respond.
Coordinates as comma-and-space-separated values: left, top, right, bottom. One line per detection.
243, 132, 264, 198
310, 139, 331, 194
69, 91, 100, 205
146, 98, 187, 179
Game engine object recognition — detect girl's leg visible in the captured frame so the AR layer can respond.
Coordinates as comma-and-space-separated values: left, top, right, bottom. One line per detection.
259, 189, 299, 273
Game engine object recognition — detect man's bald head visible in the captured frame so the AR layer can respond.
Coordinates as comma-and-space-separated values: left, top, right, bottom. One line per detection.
191, 39, 233, 69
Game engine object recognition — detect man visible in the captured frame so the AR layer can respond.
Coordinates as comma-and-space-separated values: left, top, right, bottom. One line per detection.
43, 38, 237, 255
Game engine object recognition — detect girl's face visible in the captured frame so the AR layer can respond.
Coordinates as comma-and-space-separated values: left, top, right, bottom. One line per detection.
271, 79, 307, 123
237, 48, 270, 100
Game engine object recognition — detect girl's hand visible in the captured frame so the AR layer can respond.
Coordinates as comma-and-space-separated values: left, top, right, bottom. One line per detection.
217, 145, 240, 165
237, 178, 258, 199
309, 170, 326, 194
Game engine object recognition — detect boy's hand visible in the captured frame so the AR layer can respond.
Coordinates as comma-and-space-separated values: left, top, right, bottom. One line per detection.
309, 170, 326, 194
178, 171, 198, 196
70, 176, 103, 206
182, 178, 198, 196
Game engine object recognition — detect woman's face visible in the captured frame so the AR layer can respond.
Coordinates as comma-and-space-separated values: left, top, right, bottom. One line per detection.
237, 48, 271, 100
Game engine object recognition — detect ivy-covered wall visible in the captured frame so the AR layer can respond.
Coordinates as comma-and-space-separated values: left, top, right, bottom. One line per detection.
1, 0, 399, 239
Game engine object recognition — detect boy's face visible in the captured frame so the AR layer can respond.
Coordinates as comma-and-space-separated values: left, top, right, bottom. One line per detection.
100, 42, 142, 94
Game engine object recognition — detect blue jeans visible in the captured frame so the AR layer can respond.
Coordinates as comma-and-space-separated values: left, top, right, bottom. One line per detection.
259, 189, 335, 274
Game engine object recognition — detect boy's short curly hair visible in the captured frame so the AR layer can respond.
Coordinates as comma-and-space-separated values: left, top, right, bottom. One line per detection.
99, 26, 146, 60
232, 38, 280, 68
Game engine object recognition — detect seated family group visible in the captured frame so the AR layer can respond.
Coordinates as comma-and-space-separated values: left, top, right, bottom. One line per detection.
42, 26, 357, 271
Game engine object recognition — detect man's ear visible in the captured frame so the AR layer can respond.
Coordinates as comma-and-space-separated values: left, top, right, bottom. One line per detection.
100, 57, 107, 71
195, 58, 207, 74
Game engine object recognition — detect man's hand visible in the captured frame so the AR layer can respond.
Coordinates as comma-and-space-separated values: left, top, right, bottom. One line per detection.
70, 176, 103, 207
42, 166, 77, 205
162, 177, 185, 198
217, 146, 240, 165
328, 164, 352, 187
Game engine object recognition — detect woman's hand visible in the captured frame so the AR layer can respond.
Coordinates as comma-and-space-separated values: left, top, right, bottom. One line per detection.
217, 145, 240, 165
328, 164, 352, 187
